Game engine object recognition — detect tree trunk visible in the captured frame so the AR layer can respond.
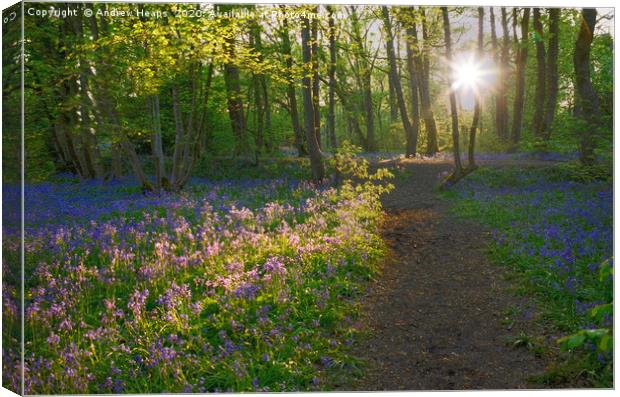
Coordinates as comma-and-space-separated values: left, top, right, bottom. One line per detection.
89, 4, 151, 188
261, 76, 272, 153
573, 8, 600, 166
498, 7, 511, 140
532, 8, 546, 138
176, 63, 215, 189
311, 8, 321, 150
382, 6, 417, 157
489, 7, 501, 137
349, 7, 375, 152
111, 143, 123, 179
119, 136, 153, 191
419, 8, 439, 155
301, 15, 325, 182
68, 12, 102, 180
388, 74, 398, 122
250, 23, 265, 163
405, 21, 421, 158
86, 7, 122, 180
543, 8, 560, 140
468, 8, 484, 169
327, 6, 338, 149
333, 72, 368, 150
224, 63, 247, 157
149, 94, 165, 190
222, 23, 248, 158
363, 82, 375, 152
441, 7, 463, 177
253, 75, 264, 164
280, 9, 307, 157
510, 8, 530, 148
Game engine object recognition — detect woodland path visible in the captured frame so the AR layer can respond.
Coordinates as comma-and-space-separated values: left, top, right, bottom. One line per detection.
341, 158, 552, 391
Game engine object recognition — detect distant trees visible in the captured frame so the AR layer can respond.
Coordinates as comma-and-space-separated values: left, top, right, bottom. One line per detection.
10, 4, 611, 187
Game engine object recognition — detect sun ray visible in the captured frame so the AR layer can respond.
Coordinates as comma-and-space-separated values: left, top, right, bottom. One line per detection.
450, 53, 497, 95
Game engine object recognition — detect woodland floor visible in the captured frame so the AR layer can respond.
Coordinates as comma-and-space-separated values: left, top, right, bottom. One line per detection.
338, 158, 559, 391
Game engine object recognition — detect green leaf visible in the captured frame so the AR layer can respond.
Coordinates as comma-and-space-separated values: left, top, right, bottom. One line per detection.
597, 334, 612, 352
590, 303, 612, 323
599, 258, 613, 282
584, 328, 608, 339
558, 332, 586, 351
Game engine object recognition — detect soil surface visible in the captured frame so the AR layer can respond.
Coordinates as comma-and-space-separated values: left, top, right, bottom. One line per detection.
341, 158, 551, 391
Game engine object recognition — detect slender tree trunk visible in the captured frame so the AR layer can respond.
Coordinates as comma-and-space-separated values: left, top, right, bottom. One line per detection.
543, 8, 560, 140
69, 12, 101, 179
280, 9, 307, 157
86, 7, 122, 180
441, 7, 462, 177
498, 7, 511, 140
468, 8, 484, 169
363, 82, 375, 152
311, 8, 321, 149
349, 6, 375, 152
261, 77, 272, 152
301, 15, 325, 182
333, 72, 368, 150
376, 86, 384, 141
573, 8, 600, 166
510, 8, 530, 148
512, 8, 519, 46
253, 76, 264, 164
149, 94, 165, 190
52, 119, 72, 170
111, 143, 123, 179
489, 7, 501, 136
54, 98, 82, 176
119, 136, 153, 191
77, 80, 97, 179
419, 8, 439, 155
170, 84, 186, 186
222, 27, 248, 157
382, 6, 417, 157
327, 6, 338, 149
405, 21, 421, 158
388, 74, 398, 122
224, 63, 247, 157
65, 78, 91, 179
90, 4, 151, 188
532, 8, 546, 138
176, 63, 214, 189
250, 23, 265, 163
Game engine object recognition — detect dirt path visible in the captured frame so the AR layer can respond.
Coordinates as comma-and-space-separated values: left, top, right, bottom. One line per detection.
342, 159, 548, 390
